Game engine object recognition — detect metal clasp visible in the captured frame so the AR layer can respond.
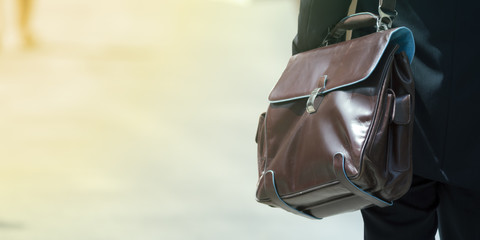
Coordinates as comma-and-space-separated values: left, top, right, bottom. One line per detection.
377, 6, 397, 31
306, 75, 327, 114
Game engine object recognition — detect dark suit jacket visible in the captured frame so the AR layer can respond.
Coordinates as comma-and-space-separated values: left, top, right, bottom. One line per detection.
293, 0, 480, 190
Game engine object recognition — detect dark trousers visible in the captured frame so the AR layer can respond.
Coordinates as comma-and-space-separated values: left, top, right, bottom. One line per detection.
361, 175, 480, 240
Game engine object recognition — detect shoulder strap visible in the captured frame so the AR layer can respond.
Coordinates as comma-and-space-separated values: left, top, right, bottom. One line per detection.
345, 0, 358, 41
380, 0, 396, 13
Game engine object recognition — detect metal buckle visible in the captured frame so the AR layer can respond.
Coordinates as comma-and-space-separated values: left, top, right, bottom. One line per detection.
377, 6, 397, 31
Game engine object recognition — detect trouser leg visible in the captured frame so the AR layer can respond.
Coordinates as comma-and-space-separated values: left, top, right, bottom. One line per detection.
437, 183, 480, 240
361, 175, 438, 240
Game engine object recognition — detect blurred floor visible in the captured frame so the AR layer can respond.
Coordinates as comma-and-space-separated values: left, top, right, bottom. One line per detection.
0, 0, 365, 239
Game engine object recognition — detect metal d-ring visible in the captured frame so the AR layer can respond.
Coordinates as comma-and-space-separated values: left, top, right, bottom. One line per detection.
377, 6, 398, 31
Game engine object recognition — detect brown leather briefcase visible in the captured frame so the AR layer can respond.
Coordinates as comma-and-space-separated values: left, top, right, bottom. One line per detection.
255, 11, 415, 219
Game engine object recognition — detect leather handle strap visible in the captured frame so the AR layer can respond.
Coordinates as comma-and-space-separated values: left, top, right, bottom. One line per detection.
323, 0, 397, 45
333, 153, 393, 208
323, 12, 378, 45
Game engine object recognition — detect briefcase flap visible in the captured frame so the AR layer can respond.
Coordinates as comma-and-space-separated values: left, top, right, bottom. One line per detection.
268, 27, 414, 103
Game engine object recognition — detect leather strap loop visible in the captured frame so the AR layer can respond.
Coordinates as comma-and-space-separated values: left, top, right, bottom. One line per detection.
263, 170, 322, 220
333, 153, 393, 208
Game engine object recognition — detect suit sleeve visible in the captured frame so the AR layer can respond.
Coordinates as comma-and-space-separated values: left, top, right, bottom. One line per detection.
293, 0, 352, 55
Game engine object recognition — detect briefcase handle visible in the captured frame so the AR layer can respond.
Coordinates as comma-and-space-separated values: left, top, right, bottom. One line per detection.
322, 0, 398, 46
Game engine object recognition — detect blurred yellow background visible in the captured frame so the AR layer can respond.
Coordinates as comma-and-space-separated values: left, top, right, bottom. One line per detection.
0, 0, 363, 239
